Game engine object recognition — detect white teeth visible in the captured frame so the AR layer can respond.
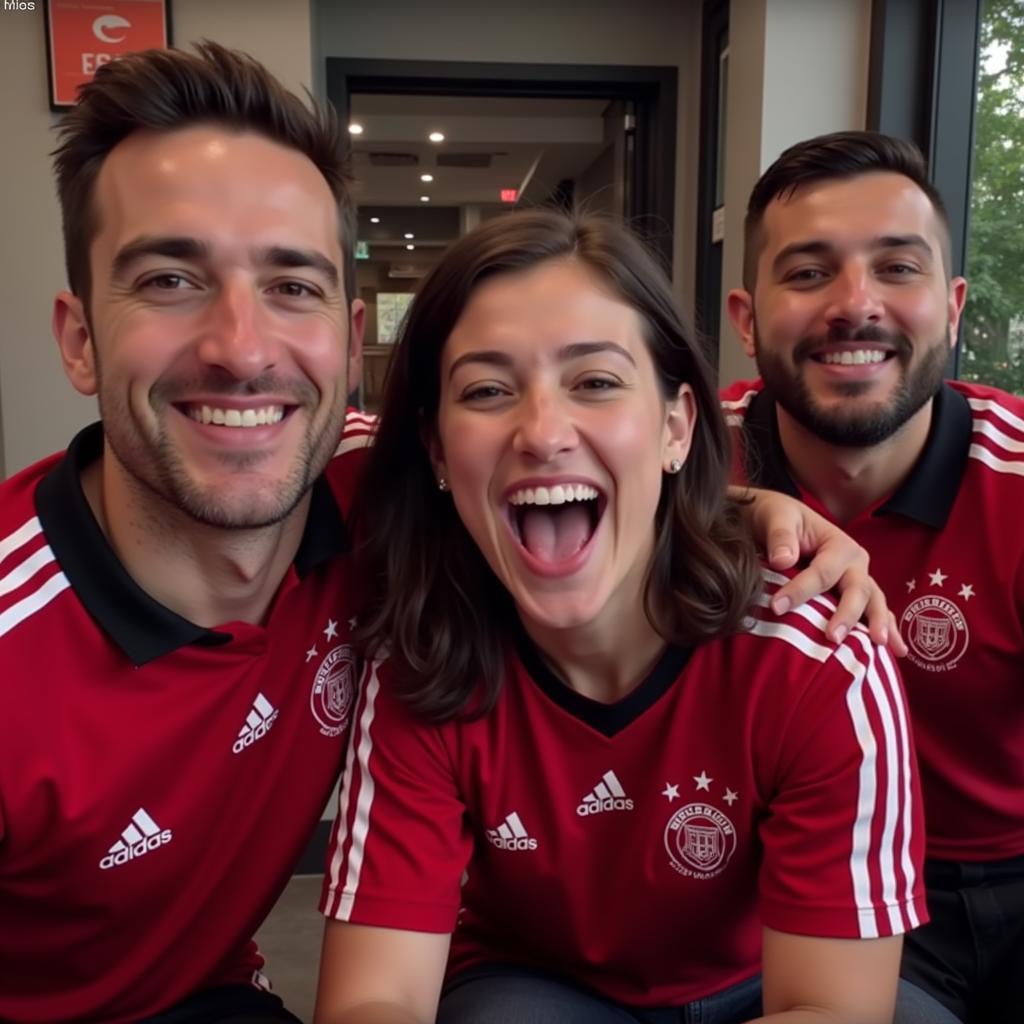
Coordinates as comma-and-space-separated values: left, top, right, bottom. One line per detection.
821, 349, 887, 366
508, 484, 600, 507
187, 405, 285, 427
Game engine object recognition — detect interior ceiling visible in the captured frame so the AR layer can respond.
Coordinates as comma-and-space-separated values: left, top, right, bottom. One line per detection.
348, 92, 612, 216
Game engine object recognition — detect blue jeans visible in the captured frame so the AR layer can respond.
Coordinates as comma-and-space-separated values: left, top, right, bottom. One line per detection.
437, 966, 762, 1024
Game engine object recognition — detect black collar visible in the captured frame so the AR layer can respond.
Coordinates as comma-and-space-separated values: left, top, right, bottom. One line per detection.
741, 382, 973, 529
35, 423, 351, 666
513, 620, 692, 738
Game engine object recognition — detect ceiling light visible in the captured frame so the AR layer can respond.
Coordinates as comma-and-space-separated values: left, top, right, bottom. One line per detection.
420, 173, 434, 182
428, 131, 445, 143
406, 244, 416, 251
404, 232, 414, 239
348, 123, 364, 135
420, 195, 430, 202
369, 216, 380, 224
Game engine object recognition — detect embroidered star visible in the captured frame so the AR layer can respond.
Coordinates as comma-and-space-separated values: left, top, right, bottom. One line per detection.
724, 788, 739, 806
905, 579, 916, 593
662, 783, 680, 802
958, 583, 975, 601
694, 771, 712, 791
305, 645, 319, 663
324, 619, 339, 641
929, 568, 948, 587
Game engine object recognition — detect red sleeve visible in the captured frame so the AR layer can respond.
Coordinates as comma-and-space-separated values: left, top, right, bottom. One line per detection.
754, 614, 927, 939
319, 657, 470, 932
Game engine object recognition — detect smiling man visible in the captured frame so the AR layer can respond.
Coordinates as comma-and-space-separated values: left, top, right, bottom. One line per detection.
0, 43, 370, 1023
724, 131, 1024, 1024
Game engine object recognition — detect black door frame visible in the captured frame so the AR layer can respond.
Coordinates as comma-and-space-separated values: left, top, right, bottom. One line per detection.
325, 57, 678, 272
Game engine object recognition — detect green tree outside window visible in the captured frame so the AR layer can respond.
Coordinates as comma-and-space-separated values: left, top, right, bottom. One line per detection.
961, 0, 1024, 394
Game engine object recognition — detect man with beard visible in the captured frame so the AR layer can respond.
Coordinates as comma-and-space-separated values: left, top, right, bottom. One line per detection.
0, 45, 883, 1024
724, 130, 1024, 1024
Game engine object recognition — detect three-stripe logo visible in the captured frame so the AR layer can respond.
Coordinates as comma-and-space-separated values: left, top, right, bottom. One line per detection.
485, 811, 537, 851
233, 692, 279, 754
99, 808, 173, 869
577, 770, 634, 816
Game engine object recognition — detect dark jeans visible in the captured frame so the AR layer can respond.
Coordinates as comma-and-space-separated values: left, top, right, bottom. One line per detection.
143, 985, 303, 1024
438, 965, 763, 1024
895, 854, 1024, 1024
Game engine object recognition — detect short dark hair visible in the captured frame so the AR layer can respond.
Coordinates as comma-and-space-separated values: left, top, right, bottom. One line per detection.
52, 41, 356, 311
353, 209, 762, 722
742, 130, 952, 290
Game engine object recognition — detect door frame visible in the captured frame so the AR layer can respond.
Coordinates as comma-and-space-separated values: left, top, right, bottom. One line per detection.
325, 57, 678, 271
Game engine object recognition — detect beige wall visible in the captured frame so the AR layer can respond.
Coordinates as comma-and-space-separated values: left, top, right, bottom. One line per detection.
718, 0, 872, 386
0, 0, 312, 477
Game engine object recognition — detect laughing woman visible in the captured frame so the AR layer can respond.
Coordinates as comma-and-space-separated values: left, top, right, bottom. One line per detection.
314, 211, 924, 1024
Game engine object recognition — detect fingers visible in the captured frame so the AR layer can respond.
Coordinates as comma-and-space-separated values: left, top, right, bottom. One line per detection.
770, 564, 908, 656
770, 561, 860, 638
765, 527, 799, 570
886, 611, 908, 657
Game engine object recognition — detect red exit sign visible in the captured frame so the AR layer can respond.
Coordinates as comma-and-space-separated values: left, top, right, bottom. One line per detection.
500, 189, 519, 203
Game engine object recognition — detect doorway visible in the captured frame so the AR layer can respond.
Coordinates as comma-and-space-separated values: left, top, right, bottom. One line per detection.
327, 57, 677, 408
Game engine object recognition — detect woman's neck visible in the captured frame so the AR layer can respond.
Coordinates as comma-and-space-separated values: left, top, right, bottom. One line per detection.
519, 603, 668, 704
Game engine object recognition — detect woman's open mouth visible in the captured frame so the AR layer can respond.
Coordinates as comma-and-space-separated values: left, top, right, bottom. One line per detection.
505, 483, 605, 566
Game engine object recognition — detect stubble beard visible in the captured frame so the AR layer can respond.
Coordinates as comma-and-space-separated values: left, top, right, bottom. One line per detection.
98, 372, 347, 531
753, 322, 949, 448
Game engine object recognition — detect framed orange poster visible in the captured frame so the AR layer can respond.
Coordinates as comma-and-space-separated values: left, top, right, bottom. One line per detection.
45, 0, 171, 109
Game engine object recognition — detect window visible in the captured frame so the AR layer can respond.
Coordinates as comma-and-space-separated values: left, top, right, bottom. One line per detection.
959, 0, 1024, 394
869, 0, 1024, 393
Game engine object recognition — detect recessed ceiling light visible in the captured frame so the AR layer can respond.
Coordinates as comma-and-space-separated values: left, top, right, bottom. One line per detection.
406, 243, 415, 251
404, 232, 414, 239
428, 131, 444, 143
348, 123, 364, 135
369, 216, 380, 224
420, 173, 434, 182
420, 195, 430, 202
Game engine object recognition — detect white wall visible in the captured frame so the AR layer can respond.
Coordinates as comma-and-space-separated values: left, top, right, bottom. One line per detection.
312, 0, 704, 319
718, 0, 872, 385
0, 0, 312, 477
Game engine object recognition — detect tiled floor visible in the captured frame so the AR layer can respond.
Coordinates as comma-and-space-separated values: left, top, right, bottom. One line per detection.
255, 874, 324, 1023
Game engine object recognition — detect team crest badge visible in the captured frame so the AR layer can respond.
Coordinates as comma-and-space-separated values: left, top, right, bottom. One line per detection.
900, 595, 969, 671
664, 802, 737, 879
311, 644, 356, 737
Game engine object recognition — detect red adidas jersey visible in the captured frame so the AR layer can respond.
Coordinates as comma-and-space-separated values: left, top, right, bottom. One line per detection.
723, 379, 1024, 861
0, 412, 372, 1023
322, 576, 925, 1008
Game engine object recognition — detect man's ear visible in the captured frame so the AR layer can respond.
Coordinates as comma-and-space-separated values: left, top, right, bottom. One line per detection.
347, 298, 366, 397
53, 291, 98, 396
947, 277, 968, 350
725, 288, 757, 359
663, 383, 697, 470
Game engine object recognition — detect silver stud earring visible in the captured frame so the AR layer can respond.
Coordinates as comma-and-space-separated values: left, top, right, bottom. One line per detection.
668, 459, 683, 474
438, 478, 449, 492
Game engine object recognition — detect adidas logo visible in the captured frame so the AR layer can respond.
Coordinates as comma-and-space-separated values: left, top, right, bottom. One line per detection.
99, 808, 173, 870
485, 811, 537, 851
232, 692, 279, 754
576, 770, 634, 817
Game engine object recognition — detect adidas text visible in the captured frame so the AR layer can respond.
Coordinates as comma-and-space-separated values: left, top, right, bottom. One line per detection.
232, 709, 279, 753
100, 830, 173, 870
577, 796, 634, 816
486, 835, 538, 851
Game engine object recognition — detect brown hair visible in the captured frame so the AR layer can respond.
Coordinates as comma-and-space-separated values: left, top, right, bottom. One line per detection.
742, 130, 952, 290
52, 41, 356, 312
354, 210, 762, 721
